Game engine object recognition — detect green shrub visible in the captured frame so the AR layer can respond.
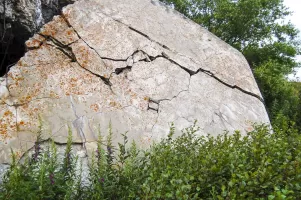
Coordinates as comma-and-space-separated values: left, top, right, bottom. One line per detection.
1, 122, 301, 199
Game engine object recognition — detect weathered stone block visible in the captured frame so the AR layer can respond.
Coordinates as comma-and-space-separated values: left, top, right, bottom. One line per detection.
0, 0, 270, 165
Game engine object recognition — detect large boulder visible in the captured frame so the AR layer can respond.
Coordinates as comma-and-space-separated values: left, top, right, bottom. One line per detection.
0, 0, 269, 164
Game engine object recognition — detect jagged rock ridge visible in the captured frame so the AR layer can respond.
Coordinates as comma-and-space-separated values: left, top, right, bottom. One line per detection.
0, 0, 269, 165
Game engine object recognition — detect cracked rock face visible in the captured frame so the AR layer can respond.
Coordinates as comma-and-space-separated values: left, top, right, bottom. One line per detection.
0, 0, 270, 164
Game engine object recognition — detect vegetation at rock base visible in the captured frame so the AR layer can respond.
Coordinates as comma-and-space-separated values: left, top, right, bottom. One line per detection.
1, 123, 301, 199
159, 0, 301, 130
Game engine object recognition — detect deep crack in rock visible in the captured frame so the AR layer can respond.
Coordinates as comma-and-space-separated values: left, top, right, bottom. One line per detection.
62, 9, 262, 102
159, 54, 264, 102
89, 9, 264, 103
39, 33, 113, 87
148, 98, 159, 112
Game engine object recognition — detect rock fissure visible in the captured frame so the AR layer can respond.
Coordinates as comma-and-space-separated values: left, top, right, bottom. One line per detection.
115, 66, 132, 75
159, 53, 264, 102
113, 50, 160, 75
38, 33, 77, 62
99, 12, 172, 52
39, 33, 79, 48
148, 98, 159, 112
194, 68, 264, 102
40, 34, 113, 88
147, 77, 190, 113
18, 138, 85, 162
60, 15, 107, 62
151, 114, 159, 134
157, 89, 189, 104
146, 85, 190, 128
46, 42, 76, 62
79, 9, 263, 103
44, 15, 242, 104
69, 95, 79, 118
128, 26, 171, 51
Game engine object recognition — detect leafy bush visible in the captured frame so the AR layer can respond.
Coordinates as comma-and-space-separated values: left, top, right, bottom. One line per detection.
1, 122, 301, 199
254, 61, 301, 130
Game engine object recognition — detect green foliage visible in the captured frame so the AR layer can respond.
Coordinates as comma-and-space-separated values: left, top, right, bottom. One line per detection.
160, 0, 299, 51
243, 42, 299, 70
0, 125, 81, 200
1, 123, 301, 199
254, 61, 301, 129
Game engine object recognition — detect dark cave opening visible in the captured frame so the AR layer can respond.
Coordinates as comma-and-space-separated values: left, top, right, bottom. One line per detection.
0, 17, 33, 77
0, 32, 26, 77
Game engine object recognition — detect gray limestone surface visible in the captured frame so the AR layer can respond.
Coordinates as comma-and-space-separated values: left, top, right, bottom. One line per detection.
0, 0, 270, 168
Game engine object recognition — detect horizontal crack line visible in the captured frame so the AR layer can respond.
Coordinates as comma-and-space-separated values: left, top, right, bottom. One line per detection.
18, 138, 85, 162
160, 54, 264, 102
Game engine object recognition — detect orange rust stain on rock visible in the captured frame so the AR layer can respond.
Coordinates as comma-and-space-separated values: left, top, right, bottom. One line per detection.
3, 111, 13, 117
90, 104, 100, 112
131, 92, 138, 98
17, 60, 23, 67
67, 30, 72, 35
109, 101, 122, 109
0, 110, 15, 141
109, 101, 117, 107
40, 22, 58, 37
25, 39, 41, 48
50, 91, 60, 99
26, 95, 32, 101
16, 119, 31, 131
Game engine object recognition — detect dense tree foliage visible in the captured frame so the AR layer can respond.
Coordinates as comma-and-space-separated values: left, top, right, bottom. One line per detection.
160, 0, 299, 54
254, 61, 300, 129
160, 0, 301, 130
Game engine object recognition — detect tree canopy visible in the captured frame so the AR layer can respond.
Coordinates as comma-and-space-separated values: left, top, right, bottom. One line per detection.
161, 0, 299, 52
